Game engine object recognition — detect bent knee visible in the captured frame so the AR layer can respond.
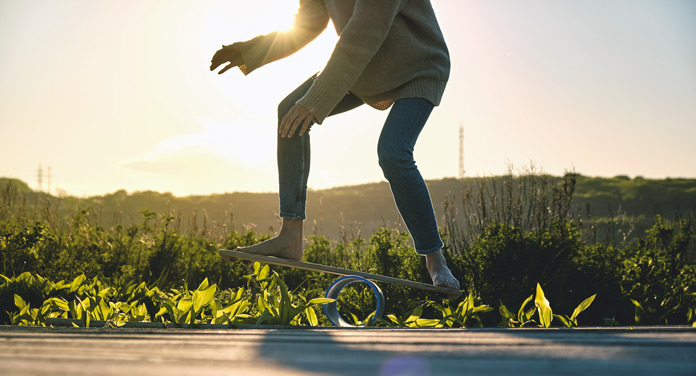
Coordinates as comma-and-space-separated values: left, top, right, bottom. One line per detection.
378, 149, 414, 176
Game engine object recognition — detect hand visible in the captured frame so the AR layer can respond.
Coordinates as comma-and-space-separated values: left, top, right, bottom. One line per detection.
280, 104, 315, 138
210, 44, 243, 74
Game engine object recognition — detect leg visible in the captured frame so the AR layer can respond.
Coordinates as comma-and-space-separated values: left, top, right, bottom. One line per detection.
377, 98, 460, 289
233, 76, 363, 260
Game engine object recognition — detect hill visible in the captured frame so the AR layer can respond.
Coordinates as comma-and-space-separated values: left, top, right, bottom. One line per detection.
1, 175, 695, 241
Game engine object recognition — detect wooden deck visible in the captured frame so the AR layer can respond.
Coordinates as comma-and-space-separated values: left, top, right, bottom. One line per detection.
2, 325, 695, 375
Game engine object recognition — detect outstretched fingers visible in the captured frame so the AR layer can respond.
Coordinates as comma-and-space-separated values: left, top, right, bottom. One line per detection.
218, 63, 236, 75
210, 44, 243, 73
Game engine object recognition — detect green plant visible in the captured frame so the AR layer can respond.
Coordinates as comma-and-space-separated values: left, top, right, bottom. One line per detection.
153, 278, 216, 327
253, 264, 334, 326
210, 287, 252, 326
499, 285, 596, 328
535, 283, 553, 328
620, 216, 696, 325
687, 304, 696, 327
387, 304, 439, 328
347, 311, 378, 326
498, 295, 537, 328
431, 292, 493, 328
9, 294, 48, 326
554, 294, 596, 328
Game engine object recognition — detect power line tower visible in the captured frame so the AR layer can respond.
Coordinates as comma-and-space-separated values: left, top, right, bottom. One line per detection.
47, 166, 52, 195
458, 124, 465, 179
37, 164, 44, 192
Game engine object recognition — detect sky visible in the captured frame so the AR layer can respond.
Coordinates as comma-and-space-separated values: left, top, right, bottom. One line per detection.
1, 0, 695, 197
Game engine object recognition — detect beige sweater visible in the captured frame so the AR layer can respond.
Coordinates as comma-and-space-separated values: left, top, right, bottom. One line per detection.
235, 0, 450, 124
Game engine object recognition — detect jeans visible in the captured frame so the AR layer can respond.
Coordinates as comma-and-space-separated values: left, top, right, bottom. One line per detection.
277, 76, 444, 255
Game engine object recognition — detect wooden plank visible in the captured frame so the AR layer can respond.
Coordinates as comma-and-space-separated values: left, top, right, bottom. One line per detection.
219, 249, 462, 297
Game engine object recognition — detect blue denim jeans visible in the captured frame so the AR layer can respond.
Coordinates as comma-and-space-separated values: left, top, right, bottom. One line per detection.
277, 76, 444, 255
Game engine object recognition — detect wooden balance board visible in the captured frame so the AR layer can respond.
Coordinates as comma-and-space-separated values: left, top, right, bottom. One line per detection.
218, 248, 462, 297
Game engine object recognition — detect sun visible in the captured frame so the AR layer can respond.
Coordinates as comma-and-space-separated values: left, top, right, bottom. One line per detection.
201, 0, 298, 48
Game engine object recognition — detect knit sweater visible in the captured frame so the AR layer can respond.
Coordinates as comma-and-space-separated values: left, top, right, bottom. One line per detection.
235, 0, 450, 124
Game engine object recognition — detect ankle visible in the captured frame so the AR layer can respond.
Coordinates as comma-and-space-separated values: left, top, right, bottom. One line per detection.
425, 250, 444, 263
279, 218, 304, 238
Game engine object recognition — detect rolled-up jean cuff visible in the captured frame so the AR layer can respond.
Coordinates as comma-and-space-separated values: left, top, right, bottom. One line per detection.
279, 212, 305, 220
417, 243, 443, 256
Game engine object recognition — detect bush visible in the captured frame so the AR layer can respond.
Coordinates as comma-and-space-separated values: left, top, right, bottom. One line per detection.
619, 216, 696, 324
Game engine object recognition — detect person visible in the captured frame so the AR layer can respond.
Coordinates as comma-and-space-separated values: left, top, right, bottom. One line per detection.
210, 0, 459, 289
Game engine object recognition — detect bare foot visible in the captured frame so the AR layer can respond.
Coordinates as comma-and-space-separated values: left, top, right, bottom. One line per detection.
425, 250, 461, 290
227, 218, 304, 261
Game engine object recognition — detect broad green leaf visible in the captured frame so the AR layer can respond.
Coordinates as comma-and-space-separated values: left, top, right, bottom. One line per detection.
534, 284, 553, 328
267, 303, 279, 318
349, 312, 360, 325
473, 305, 493, 314
234, 287, 244, 302
237, 301, 250, 316
155, 306, 168, 319
69, 274, 87, 293
406, 305, 424, 324
40, 303, 52, 317
192, 285, 216, 313
196, 278, 210, 291
18, 304, 30, 317
524, 307, 537, 321
499, 300, 514, 320
305, 307, 319, 326
221, 301, 240, 316
97, 287, 115, 298
288, 306, 305, 325
14, 294, 27, 310
387, 314, 401, 325
518, 295, 534, 322
570, 294, 596, 322
258, 264, 270, 281
631, 299, 645, 325
98, 299, 110, 316
257, 296, 267, 314
554, 314, 572, 328
109, 302, 122, 312
162, 299, 179, 323
414, 318, 440, 328
307, 298, 335, 305
276, 276, 291, 325
211, 301, 221, 317
176, 298, 193, 322
215, 312, 228, 325
499, 301, 516, 327
466, 292, 476, 315
364, 311, 376, 327
256, 311, 273, 325
68, 300, 78, 319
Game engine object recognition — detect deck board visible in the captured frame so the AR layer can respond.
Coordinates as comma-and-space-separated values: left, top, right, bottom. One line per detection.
219, 249, 462, 297
2, 326, 695, 376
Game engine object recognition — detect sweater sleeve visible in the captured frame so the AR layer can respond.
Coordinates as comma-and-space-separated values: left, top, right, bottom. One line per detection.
234, 0, 329, 75
296, 0, 407, 124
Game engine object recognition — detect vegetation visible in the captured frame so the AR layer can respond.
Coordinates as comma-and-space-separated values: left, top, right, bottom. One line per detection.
1, 171, 695, 328
2, 172, 694, 244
